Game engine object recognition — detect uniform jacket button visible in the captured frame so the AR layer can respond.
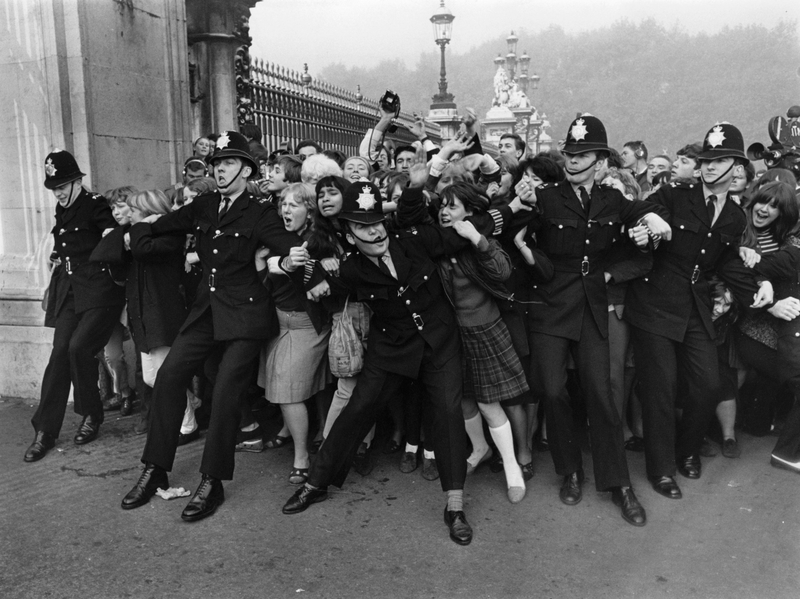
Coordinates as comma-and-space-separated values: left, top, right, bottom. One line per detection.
213, 249, 218, 254
210, 287, 216, 292
211, 268, 217, 273
423, 276, 428, 280
405, 300, 411, 305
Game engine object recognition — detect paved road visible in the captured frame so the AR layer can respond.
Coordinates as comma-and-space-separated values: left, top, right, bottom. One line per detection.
1, 396, 798, 599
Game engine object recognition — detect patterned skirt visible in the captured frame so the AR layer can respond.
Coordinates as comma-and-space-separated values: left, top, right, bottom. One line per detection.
460, 317, 529, 404
259, 310, 331, 404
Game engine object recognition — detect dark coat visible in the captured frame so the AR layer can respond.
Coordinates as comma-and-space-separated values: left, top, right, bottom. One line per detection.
91, 225, 188, 352
522, 181, 663, 341
148, 190, 308, 341
329, 221, 473, 379
45, 189, 125, 327
625, 182, 760, 342
753, 240, 800, 351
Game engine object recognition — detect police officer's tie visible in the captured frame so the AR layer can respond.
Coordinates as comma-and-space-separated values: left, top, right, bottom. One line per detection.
219, 196, 231, 220
379, 255, 397, 279
706, 194, 716, 226
578, 186, 591, 214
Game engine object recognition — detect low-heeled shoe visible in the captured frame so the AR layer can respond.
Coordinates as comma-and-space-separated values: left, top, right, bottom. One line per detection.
611, 486, 647, 527
181, 475, 224, 522
421, 457, 439, 481
24, 431, 56, 463
121, 463, 169, 510
399, 451, 418, 473
282, 485, 328, 515
649, 475, 682, 499
177, 429, 200, 446
676, 455, 701, 479
559, 469, 584, 505
74, 415, 101, 445
443, 508, 473, 545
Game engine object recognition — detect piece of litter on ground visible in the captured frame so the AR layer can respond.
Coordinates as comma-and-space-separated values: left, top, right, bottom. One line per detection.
739, 507, 752, 512
296, 589, 305, 593
727, 481, 741, 488
155, 487, 191, 500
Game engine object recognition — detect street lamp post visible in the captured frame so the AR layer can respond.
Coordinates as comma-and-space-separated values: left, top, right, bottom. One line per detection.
430, 0, 455, 108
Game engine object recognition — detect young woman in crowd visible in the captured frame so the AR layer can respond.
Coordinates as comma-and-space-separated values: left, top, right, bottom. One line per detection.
256, 183, 334, 484
266, 155, 303, 205
343, 156, 372, 184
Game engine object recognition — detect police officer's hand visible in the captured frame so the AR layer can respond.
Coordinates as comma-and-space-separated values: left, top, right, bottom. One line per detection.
641, 213, 672, 241
408, 146, 429, 189
768, 296, 800, 321
307, 280, 331, 302
752, 280, 774, 308
254, 247, 270, 270
739, 246, 761, 268
628, 225, 650, 248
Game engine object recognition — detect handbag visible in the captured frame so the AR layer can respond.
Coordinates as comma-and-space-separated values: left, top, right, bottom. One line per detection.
328, 296, 364, 378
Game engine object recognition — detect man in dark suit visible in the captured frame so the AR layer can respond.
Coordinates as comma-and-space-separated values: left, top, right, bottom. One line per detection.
25, 150, 125, 463
281, 179, 478, 545
120, 131, 317, 522
522, 115, 672, 526
625, 123, 771, 499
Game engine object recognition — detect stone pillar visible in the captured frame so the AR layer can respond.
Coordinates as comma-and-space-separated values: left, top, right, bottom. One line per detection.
186, 0, 257, 139
0, 0, 191, 398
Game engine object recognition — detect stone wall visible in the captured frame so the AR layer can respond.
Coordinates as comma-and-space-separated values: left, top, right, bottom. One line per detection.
0, 0, 192, 398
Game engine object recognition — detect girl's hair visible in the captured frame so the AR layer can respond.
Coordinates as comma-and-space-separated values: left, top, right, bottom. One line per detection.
603, 167, 641, 200
185, 177, 217, 195
439, 159, 475, 186
322, 149, 347, 169
496, 153, 522, 185
741, 181, 800, 248
127, 189, 172, 217
276, 155, 304, 184
311, 176, 351, 258
520, 154, 564, 184
280, 183, 317, 237
105, 186, 139, 206
314, 175, 350, 198
756, 168, 796, 189
439, 182, 490, 215
383, 171, 410, 201
300, 154, 342, 184
651, 170, 672, 187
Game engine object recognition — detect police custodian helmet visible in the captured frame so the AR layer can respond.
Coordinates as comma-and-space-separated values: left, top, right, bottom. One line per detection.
562, 114, 610, 155
698, 122, 749, 164
43, 149, 86, 190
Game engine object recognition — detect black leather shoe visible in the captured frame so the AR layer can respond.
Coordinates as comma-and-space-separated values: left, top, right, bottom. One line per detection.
181, 475, 224, 522
121, 463, 169, 510
177, 429, 200, 446
353, 444, 374, 476
119, 394, 134, 417
444, 508, 473, 546
559, 469, 584, 505
676, 455, 702, 479
74, 415, 101, 445
611, 486, 647, 527
648, 475, 682, 499
282, 484, 328, 515
24, 431, 56, 462
770, 455, 800, 474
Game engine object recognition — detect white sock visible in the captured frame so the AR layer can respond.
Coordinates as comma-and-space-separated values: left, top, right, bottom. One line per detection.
405, 443, 418, 454
423, 449, 435, 460
465, 413, 490, 466
489, 420, 525, 489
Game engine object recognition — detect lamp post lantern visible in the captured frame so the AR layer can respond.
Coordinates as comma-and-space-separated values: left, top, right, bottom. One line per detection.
430, 0, 455, 108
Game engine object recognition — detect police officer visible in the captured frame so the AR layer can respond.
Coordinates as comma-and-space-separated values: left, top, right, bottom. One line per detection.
25, 150, 125, 462
281, 180, 479, 546
625, 123, 770, 499
522, 115, 671, 526
120, 131, 316, 522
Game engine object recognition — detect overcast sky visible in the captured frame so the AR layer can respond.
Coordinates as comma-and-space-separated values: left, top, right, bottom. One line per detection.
250, 0, 799, 74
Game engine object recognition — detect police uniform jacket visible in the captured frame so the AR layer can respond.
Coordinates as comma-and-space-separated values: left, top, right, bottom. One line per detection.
148, 190, 306, 341
330, 221, 473, 379
523, 181, 663, 341
91, 224, 188, 353
625, 182, 759, 342
45, 189, 125, 327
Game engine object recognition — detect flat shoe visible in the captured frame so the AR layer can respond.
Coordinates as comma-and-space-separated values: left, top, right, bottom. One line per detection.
265, 434, 292, 449
559, 470, 584, 505
648, 475, 682, 499
507, 486, 526, 504
677, 455, 701, 479
466, 447, 493, 475
177, 429, 200, 446
518, 461, 534, 481
288, 467, 309, 485
421, 457, 439, 481
399, 451, 418, 473
443, 508, 473, 546
181, 475, 224, 522
611, 486, 647, 527
721, 438, 741, 459
383, 438, 402, 454
282, 485, 328, 515
74, 415, 101, 445
24, 431, 56, 463
624, 435, 645, 452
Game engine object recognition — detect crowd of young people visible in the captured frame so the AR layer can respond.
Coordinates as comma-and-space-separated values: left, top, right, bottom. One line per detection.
26, 108, 800, 546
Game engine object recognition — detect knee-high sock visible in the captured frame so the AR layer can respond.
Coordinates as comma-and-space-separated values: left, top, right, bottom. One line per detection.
489, 421, 525, 489
465, 413, 490, 466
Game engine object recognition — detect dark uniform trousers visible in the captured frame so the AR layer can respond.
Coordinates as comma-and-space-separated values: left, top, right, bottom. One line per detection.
309, 345, 467, 492
630, 308, 721, 477
530, 305, 630, 491
34, 293, 120, 437
141, 308, 260, 480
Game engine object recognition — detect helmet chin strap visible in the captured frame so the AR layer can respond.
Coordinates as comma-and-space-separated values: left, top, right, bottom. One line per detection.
701, 160, 735, 186
348, 228, 388, 246
565, 159, 599, 177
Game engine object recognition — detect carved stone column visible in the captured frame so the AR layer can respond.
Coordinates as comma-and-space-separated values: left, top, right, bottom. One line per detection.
185, 0, 258, 138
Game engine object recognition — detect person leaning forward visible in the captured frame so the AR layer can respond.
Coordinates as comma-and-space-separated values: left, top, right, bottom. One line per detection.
120, 131, 323, 522
25, 150, 125, 463
519, 115, 672, 527
282, 176, 484, 546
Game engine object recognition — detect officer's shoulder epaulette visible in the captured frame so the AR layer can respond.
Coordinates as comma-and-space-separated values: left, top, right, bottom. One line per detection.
538, 182, 558, 190
395, 226, 420, 238
669, 180, 693, 189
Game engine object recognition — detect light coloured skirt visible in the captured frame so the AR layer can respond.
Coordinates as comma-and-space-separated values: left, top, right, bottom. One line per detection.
258, 309, 331, 405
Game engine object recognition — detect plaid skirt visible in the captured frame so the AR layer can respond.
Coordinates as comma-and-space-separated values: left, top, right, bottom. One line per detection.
461, 317, 529, 404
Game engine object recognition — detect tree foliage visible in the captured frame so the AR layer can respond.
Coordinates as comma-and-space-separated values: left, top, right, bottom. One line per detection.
319, 19, 799, 154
